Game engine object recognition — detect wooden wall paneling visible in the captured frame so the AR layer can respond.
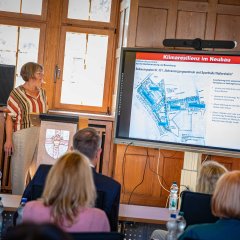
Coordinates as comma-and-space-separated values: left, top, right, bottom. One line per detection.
215, 14, 240, 51
139, 0, 170, 9
126, 0, 139, 47
219, 0, 240, 5
158, 150, 184, 206
202, 155, 240, 171
136, 7, 168, 47
205, 0, 218, 40
89, 119, 115, 177
166, 0, 178, 39
176, 10, 206, 39
178, 1, 208, 12
218, 3, 240, 15
114, 145, 184, 207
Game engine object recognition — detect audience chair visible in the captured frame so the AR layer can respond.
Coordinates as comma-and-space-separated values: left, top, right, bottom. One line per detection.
69, 232, 124, 240
180, 191, 219, 227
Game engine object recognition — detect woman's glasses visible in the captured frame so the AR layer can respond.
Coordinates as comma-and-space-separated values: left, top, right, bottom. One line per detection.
35, 71, 44, 76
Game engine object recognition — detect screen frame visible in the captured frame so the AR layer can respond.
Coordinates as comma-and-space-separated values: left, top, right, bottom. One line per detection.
0, 64, 15, 107
114, 47, 240, 158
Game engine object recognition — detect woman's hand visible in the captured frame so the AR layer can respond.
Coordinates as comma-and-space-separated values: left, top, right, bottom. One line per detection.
4, 140, 14, 156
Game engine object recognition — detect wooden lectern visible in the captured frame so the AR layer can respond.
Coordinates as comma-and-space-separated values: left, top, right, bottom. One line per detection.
35, 113, 79, 167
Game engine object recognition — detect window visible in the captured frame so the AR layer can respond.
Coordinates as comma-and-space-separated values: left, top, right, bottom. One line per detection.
53, 0, 118, 113
67, 0, 111, 22
0, 1, 46, 88
0, 0, 43, 15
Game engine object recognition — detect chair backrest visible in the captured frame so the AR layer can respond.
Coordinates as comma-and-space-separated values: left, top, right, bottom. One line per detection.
180, 191, 219, 227
69, 232, 125, 240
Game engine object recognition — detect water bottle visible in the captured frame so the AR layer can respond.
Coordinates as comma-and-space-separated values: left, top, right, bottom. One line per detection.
0, 197, 4, 238
16, 197, 27, 225
169, 181, 178, 211
176, 211, 186, 238
165, 213, 177, 240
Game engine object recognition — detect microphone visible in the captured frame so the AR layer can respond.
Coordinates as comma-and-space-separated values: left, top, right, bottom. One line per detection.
163, 38, 237, 50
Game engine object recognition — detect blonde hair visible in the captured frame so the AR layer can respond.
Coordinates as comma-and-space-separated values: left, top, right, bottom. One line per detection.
42, 151, 96, 226
20, 62, 43, 81
212, 170, 240, 218
196, 160, 227, 194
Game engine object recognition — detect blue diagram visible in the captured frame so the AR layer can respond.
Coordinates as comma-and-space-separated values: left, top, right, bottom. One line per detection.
135, 74, 206, 144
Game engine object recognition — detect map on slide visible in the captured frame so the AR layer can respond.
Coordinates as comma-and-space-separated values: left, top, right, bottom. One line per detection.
132, 73, 207, 145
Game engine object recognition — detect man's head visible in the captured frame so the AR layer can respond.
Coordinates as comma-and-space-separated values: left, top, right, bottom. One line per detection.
72, 127, 102, 166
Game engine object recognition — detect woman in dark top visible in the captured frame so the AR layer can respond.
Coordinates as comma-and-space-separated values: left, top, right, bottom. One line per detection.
179, 170, 240, 240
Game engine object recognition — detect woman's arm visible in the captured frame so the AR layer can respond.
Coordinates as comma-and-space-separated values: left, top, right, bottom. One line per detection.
4, 114, 14, 156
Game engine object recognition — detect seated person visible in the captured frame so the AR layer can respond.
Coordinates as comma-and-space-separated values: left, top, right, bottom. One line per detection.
23, 127, 121, 231
6, 222, 72, 240
195, 160, 228, 194
150, 160, 227, 240
179, 170, 240, 240
23, 151, 110, 232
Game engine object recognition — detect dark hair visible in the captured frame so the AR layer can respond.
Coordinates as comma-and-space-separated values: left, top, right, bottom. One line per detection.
6, 222, 73, 240
73, 127, 101, 160
20, 62, 43, 81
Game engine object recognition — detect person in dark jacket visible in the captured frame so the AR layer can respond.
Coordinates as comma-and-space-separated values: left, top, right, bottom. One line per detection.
179, 170, 240, 240
23, 127, 121, 232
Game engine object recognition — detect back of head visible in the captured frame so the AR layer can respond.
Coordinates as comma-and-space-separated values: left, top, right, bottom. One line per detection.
73, 127, 101, 161
196, 160, 228, 194
212, 170, 240, 219
42, 151, 96, 225
6, 222, 72, 240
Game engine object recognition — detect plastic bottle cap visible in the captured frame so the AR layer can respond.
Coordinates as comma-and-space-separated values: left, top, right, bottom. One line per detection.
172, 181, 177, 184
170, 213, 177, 218
21, 198, 28, 203
178, 211, 184, 216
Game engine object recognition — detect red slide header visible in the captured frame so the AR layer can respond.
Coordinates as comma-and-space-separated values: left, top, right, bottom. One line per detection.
136, 52, 240, 64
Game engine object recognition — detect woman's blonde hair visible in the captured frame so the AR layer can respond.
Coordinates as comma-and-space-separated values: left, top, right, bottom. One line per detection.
20, 62, 43, 81
42, 151, 96, 226
196, 160, 227, 194
212, 170, 240, 218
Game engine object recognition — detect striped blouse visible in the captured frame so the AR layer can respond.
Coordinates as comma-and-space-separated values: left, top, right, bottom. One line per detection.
7, 85, 48, 132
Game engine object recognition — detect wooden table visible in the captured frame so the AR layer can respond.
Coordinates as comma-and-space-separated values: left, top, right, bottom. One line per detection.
119, 204, 174, 225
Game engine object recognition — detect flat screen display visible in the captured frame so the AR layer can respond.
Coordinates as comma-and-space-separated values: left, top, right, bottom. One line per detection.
114, 48, 240, 156
0, 64, 15, 106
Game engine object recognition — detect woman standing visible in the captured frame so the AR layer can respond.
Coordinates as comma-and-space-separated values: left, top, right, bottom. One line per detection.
4, 62, 47, 194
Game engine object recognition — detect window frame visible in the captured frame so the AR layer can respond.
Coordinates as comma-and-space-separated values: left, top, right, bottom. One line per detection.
54, 25, 115, 113
62, 0, 118, 29
0, 17, 46, 85
0, 0, 48, 21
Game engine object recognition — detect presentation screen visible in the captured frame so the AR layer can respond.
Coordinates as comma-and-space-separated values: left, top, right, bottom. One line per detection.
114, 48, 240, 156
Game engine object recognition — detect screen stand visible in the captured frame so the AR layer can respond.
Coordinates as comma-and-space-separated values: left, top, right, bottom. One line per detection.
179, 151, 202, 199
